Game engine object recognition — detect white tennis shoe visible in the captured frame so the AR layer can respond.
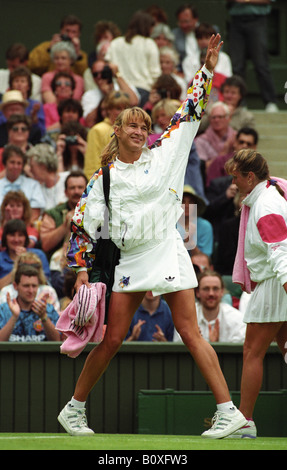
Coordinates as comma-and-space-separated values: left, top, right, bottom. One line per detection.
224, 419, 257, 439
58, 403, 95, 436
201, 408, 248, 439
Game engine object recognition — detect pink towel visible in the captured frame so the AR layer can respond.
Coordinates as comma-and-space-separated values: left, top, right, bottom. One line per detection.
233, 178, 287, 293
56, 282, 106, 358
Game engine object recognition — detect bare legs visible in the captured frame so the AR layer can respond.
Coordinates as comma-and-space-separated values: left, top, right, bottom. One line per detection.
239, 321, 287, 419
73, 291, 145, 402
164, 289, 231, 404
73, 288, 232, 405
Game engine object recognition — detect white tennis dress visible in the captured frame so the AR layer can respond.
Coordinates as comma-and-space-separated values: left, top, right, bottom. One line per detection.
67, 65, 213, 295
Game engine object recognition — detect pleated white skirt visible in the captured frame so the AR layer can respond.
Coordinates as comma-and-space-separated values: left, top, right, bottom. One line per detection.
244, 276, 287, 323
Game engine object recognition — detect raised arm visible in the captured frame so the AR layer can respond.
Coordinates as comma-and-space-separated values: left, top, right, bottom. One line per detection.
149, 34, 223, 151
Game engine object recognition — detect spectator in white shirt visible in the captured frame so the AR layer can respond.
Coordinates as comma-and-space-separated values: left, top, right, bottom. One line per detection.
174, 269, 246, 343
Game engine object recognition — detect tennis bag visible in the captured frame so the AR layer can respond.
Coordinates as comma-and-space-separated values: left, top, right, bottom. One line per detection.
89, 165, 120, 318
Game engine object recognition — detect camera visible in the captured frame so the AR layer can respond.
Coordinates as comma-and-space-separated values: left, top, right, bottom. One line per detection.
60, 34, 72, 42
101, 65, 113, 84
65, 135, 78, 145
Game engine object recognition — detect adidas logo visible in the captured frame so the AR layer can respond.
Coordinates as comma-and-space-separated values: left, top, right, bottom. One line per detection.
165, 276, 175, 282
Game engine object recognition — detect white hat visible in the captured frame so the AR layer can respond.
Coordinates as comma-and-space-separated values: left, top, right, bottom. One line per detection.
0, 90, 28, 111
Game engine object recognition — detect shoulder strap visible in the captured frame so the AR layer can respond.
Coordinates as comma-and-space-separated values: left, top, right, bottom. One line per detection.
102, 165, 110, 208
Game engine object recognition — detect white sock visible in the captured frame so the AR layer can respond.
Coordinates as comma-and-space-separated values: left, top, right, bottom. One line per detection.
69, 396, 86, 409
217, 401, 236, 414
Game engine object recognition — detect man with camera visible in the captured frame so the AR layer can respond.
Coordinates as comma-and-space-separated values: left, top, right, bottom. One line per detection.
81, 59, 140, 128
28, 15, 88, 77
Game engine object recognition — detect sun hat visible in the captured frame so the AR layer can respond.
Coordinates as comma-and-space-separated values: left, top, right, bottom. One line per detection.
183, 184, 207, 216
0, 90, 28, 111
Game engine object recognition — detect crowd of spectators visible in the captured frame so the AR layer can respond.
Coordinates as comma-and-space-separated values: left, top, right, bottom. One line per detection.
0, 3, 279, 343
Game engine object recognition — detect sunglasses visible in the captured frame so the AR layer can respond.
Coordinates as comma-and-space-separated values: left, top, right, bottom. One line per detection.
55, 80, 72, 87
11, 126, 29, 132
92, 71, 103, 78
237, 139, 254, 147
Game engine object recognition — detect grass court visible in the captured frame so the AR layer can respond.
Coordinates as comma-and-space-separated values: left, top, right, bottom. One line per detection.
0, 433, 286, 451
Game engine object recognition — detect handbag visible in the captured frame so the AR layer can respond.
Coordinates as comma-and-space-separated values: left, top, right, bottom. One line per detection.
89, 165, 120, 318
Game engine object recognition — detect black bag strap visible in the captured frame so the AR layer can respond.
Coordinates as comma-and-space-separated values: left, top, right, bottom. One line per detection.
102, 165, 110, 208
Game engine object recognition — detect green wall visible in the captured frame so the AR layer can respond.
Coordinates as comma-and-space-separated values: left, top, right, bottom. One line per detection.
1, 0, 287, 106
0, 342, 286, 434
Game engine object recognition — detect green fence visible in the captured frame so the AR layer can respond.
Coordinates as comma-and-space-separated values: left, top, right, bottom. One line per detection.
0, 342, 286, 434
138, 389, 287, 437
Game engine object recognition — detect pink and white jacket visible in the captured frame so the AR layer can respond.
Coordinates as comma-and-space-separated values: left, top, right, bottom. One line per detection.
233, 178, 287, 292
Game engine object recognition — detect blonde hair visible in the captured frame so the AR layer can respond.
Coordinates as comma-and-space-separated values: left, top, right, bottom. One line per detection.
151, 98, 181, 123
101, 107, 152, 166
11, 252, 47, 284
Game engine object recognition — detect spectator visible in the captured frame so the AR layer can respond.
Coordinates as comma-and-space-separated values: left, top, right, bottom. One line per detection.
0, 190, 39, 248
159, 46, 187, 100
177, 185, 213, 257
41, 41, 84, 104
0, 90, 42, 146
151, 23, 175, 49
49, 240, 74, 302
28, 14, 88, 77
227, 0, 278, 112
0, 145, 45, 222
143, 74, 182, 117
8, 66, 46, 137
26, 143, 69, 210
0, 263, 60, 342
214, 191, 242, 276
0, 43, 41, 101
0, 114, 33, 171
43, 72, 76, 132
200, 75, 256, 135
206, 126, 258, 186
195, 101, 237, 169
172, 3, 199, 72
204, 175, 237, 243
150, 97, 181, 136
62, 122, 87, 166
0, 251, 60, 313
84, 90, 131, 179
0, 219, 50, 290
105, 10, 161, 107
57, 98, 84, 126
126, 291, 174, 342
59, 268, 77, 310
56, 120, 87, 172
182, 23, 232, 86
174, 270, 246, 343
81, 59, 139, 128
84, 20, 121, 90
39, 170, 87, 260
220, 75, 256, 130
